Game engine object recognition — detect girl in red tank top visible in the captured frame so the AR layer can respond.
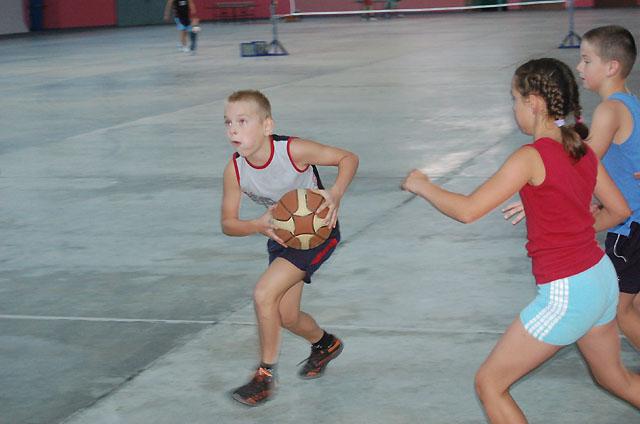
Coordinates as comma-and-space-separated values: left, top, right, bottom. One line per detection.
402, 58, 640, 421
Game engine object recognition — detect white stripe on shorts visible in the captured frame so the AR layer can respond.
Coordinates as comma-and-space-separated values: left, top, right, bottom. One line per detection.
524, 279, 569, 341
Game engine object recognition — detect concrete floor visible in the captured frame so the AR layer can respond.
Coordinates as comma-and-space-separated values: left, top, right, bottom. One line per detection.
1, 8, 640, 424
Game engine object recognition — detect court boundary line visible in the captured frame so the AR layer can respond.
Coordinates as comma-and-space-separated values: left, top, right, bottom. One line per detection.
0, 314, 216, 325
0, 314, 505, 336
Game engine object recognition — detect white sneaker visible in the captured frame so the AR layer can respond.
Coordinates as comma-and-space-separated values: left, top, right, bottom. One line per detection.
181, 46, 190, 53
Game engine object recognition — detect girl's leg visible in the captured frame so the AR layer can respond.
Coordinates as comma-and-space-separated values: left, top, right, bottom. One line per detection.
253, 258, 306, 364
577, 320, 640, 407
616, 292, 640, 351
278, 281, 323, 343
475, 319, 561, 424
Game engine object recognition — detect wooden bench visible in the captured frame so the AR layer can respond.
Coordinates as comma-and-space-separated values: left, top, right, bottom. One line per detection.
213, 1, 256, 20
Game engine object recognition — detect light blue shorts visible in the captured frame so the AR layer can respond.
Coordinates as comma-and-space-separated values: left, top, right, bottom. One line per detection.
520, 255, 618, 346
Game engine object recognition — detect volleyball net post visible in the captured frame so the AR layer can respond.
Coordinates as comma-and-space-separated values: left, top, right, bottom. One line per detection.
240, 0, 287, 57
268, 0, 288, 55
558, 0, 581, 49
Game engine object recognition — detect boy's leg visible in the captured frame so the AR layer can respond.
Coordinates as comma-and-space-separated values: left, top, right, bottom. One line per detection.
616, 292, 640, 350
180, 30, 188, 49
189, 30, 197, 52
475, 318, 561, 424
278, 280, 343, 379
577, 320, 640, 407
254, 258, 306, 364
279, 281, 323, 342
231, 258, 305, 406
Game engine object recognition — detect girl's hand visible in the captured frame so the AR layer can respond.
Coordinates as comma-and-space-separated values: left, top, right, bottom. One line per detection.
401, 169, 430, 194
502, 201, 526, 225
256, 205, 287, 246
314, 189, 339, 229
634, 171, 640, 180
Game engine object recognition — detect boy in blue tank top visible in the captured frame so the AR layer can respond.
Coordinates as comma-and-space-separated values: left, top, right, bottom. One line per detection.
576, 26, 640, 351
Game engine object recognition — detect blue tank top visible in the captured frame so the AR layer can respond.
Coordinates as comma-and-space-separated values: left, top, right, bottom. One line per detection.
602, 92, 640, 236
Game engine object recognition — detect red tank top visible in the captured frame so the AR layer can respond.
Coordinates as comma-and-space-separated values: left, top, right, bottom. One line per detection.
519, 138, 604, 284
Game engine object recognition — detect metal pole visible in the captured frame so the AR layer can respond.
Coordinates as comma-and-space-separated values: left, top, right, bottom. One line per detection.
269, 0, 289, 55
559, 0, 581, 49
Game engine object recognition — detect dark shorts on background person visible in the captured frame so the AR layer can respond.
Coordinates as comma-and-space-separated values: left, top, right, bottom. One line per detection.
174, 17, 191, 31
267, 226, 341, 284
605, 221, 640, 294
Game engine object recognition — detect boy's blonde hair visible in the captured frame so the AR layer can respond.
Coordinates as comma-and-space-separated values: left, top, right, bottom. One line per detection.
583, 25, 637, 78
227, 90, 272, 119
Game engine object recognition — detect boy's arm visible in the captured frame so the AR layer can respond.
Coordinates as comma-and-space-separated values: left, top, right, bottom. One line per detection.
188, 0, 197, 17
288, 138, 359, 228
401, 147, 535, 224
593, 162, 631, 232
164, 0, 173, 20
587, 100, 620, 158
220, 160, 285, 244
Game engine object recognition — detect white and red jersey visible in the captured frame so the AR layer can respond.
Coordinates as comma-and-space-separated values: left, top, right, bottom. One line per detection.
232, 134, 320, 207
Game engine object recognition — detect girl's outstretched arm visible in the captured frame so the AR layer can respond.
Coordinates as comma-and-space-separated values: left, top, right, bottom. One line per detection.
593, 162, 631, 232
289, 138, 359, 228
401, 147, 538, 224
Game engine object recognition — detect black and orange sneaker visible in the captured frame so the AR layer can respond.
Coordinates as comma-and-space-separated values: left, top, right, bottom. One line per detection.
231, 367, 276, 406
298, 337, 344, 379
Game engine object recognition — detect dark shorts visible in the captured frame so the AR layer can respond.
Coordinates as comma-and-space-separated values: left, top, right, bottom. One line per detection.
605, 222, 640, 294
267, 226, 341, 284
174, 17, 191, 30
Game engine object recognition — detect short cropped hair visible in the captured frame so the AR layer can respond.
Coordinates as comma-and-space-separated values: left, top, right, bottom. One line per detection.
583, 25, 637, 78
227, 90, 272, 118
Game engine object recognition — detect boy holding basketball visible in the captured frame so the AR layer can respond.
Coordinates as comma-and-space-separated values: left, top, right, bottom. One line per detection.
221, 90, 358, 406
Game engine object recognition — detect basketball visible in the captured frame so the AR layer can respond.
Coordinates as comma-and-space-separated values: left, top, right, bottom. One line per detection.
271, 189, 332, 250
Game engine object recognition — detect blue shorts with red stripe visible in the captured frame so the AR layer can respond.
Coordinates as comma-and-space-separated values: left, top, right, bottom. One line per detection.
267, 225, 340, 284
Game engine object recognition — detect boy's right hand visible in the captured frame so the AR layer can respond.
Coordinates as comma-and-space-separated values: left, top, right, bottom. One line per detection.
502, 201, 526, 225
256, 205, 287, 247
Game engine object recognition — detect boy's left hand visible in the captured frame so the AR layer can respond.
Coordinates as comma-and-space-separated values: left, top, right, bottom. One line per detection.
502, 201, 526, 225
314, 189, 339, 229
401, 169, 430, 194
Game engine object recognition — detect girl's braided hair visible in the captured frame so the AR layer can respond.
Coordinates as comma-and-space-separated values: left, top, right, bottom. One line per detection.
514, 58, 589, 160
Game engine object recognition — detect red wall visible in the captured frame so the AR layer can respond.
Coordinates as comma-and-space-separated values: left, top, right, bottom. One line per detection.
43, 0, 116, 29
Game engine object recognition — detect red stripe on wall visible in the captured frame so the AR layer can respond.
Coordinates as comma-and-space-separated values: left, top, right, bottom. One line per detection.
44, 0, 116, 29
